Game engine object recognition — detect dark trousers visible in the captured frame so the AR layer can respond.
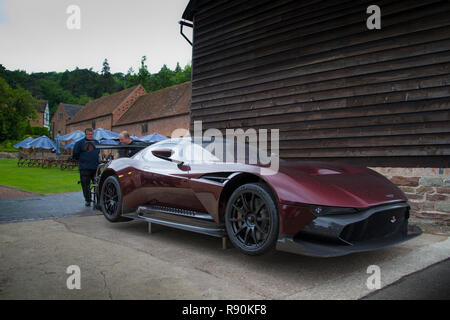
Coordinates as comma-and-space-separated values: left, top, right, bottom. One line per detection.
80, 169, 96, 203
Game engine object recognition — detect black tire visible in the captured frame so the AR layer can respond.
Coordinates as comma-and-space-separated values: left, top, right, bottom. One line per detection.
100, 175, 130, 222
225, 183, 279, 255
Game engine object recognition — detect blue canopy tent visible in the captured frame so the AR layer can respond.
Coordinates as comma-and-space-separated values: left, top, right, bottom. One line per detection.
62, 140, 77, 150
13, 137, 34, 149
56, 130, 85, 154
130, 135, 143, 142
95, 131, 142, 145
15, 136, 56, 168
103, 135, 143, 143
27, 136, 57, 150
56, 129, 152, 152
94, 128, 119, 141
139, 133, 168, 143
56, 129, 121, 154
99, 139, 119, 145
57, 130, 85, 142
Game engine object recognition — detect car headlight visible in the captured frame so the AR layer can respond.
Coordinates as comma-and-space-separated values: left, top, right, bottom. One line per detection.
310, 205, 358, 216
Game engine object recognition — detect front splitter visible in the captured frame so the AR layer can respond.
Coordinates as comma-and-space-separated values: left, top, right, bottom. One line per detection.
276, 225, 422, 257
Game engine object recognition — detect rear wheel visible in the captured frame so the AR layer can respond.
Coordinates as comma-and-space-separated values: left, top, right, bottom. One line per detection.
225, 183, 279, 255
100, 175, 130, 222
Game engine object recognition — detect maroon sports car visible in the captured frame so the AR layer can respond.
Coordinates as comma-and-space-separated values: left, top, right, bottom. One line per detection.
95, 137, 421, 257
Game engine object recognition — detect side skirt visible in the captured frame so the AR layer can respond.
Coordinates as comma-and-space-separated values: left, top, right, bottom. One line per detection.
122, 205, 226, 238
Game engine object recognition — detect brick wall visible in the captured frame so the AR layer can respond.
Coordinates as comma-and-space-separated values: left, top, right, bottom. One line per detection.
371, 167, 450, 226
113, 114, 190, 138
67, 115, 112, 133
51, 105, 68, 138
29, 112, 44, 127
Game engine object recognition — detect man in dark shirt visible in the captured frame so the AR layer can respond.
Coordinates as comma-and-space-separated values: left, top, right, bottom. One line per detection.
118, 131, 146, 158
72, 128, 100, 206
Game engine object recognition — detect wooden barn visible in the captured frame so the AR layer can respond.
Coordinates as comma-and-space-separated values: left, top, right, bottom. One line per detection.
181, 0, 450, 224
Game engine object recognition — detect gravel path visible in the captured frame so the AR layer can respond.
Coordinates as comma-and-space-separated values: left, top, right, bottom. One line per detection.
0, 185, 41, 199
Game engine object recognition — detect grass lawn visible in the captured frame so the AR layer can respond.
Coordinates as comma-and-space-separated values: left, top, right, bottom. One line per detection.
0, 159, 81, 194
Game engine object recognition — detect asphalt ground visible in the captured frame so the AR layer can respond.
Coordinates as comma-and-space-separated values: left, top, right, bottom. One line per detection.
0, 190, 97, 223
0, 188, 449, 300
362, 258, 450, 300
0, 206, 449, 300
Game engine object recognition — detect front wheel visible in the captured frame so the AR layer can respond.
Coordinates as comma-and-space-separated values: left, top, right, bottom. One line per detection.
100, 175, 130, 222
225, 183, 279, 255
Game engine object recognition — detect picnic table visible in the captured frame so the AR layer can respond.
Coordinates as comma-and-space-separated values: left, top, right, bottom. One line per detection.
59, 155, 78, 170
17, 151, 42, 167
17, 151, 78, 170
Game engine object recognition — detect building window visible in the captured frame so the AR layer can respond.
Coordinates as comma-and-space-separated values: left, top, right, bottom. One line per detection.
58, 112, 63, 120
141, 123, 148, 134
92, 120, 96, 129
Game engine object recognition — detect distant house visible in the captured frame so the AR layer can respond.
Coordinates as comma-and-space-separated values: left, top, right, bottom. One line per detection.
51, 103, 83, 138
29, 100, 50, 129
66, 85, 146, 133
113, 82, 191, 137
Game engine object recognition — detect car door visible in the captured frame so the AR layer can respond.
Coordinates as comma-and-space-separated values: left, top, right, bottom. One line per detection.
175, 141, 228, 219
133, 141, 206, 212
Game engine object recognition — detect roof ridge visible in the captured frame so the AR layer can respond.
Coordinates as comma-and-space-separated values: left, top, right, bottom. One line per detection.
67, 85, 143, 124
91, 85, 139, 104
60, 103, 83, 107
111, 84, 145, 124
113, 82, 190, 126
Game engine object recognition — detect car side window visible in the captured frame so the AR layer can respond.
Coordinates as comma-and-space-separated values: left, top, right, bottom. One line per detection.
140, 139, 219, 163
174, 142, 220, 163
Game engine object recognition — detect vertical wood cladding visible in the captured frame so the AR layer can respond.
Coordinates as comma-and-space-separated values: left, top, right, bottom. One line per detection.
187, 0, 450, 167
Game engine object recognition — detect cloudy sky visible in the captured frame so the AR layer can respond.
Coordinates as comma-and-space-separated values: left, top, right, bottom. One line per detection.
0, 0, 193, 74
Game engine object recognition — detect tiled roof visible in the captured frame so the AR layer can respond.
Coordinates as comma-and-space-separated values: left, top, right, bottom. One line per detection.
115, 82, 190, 126
61, 104, 83, 118
67, 86, 141, 124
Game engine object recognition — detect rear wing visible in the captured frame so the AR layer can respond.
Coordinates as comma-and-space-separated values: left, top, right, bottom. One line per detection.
94, 142, 155, 150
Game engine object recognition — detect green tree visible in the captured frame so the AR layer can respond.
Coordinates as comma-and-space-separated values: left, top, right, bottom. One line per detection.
124, 67, 139, 89
39, 79, 79, 117
174, 62, 182, 73
102, 58, 111, 75
101, 58, 116, 93
59, 68, 102, 98
171, 63, 191, 84
150, 64, 175, 91
0, 60, 192, 122
76, 94, 92, 105
0, 77, 37, 141
124, 56, 152, 91
137, 56, 152, 91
